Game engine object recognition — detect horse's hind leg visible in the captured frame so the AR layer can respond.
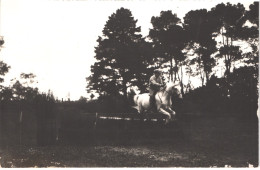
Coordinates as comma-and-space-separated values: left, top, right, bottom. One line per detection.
158, 108, 171, 124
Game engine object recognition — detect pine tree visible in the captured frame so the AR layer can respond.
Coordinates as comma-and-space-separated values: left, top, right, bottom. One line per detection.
184, 9, 217, 86
87, 8, 150, 98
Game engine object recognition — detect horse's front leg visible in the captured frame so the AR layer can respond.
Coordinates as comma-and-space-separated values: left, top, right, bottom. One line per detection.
138, 105, 146, 122
158, 107, 171, 124
168, 107, 176, 120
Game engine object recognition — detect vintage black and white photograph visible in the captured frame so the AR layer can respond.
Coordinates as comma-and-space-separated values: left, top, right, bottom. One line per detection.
0, 0, 258, 167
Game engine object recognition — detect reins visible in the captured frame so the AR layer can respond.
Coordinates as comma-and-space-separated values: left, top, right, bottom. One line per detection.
157, 85, 171, 104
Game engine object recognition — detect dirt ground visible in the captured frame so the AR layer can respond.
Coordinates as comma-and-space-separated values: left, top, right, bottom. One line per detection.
0, 116, 258, 167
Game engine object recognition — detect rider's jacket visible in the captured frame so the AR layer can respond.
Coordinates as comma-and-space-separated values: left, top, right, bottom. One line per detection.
149, 75, 163, 91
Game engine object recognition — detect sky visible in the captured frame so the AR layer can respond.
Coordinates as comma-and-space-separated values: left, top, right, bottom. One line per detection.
0, 0, 253, 100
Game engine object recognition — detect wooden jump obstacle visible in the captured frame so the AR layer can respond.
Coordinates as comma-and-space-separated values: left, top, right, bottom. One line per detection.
93, 112, 175, 130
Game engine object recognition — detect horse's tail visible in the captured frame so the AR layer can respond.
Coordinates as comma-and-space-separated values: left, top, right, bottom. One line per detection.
127, 88, 136, 106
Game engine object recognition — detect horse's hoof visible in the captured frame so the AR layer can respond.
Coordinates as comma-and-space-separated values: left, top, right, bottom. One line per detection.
171, 117, 176, 121
164, 119, 170, 125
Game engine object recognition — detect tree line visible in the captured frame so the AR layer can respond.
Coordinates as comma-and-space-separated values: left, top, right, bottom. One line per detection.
0, 71, 57, 146
87, 2, 259, 106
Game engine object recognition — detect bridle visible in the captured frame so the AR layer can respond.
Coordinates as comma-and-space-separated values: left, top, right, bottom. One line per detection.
158, 84, 173, 103
163, 88, 172, 96
161, 84, 174, 95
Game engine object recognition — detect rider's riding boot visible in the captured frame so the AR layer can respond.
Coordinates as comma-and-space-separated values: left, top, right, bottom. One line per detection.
149, 96, 156, 113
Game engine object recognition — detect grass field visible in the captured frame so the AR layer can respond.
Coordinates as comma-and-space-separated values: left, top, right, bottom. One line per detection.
0, 114, 258, 167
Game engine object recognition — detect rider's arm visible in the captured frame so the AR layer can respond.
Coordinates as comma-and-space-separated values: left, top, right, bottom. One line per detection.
150, 77, 162, 87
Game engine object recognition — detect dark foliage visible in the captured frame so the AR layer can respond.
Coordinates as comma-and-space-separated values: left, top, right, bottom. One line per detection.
0, 74, 57, 147
179, 66, 258, 118
184, 9, 217, 85
228, 66, 258, 117
149, 10, 187, 83
87, 8, 153, 98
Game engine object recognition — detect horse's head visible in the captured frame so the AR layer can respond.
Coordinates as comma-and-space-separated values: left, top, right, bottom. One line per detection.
165, 81, 179, 95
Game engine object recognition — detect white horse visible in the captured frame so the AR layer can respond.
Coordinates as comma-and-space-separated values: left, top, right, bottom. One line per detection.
129, 81, 179, 124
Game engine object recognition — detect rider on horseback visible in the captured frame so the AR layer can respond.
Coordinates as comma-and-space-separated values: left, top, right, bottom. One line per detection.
149, 69, 164, 112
